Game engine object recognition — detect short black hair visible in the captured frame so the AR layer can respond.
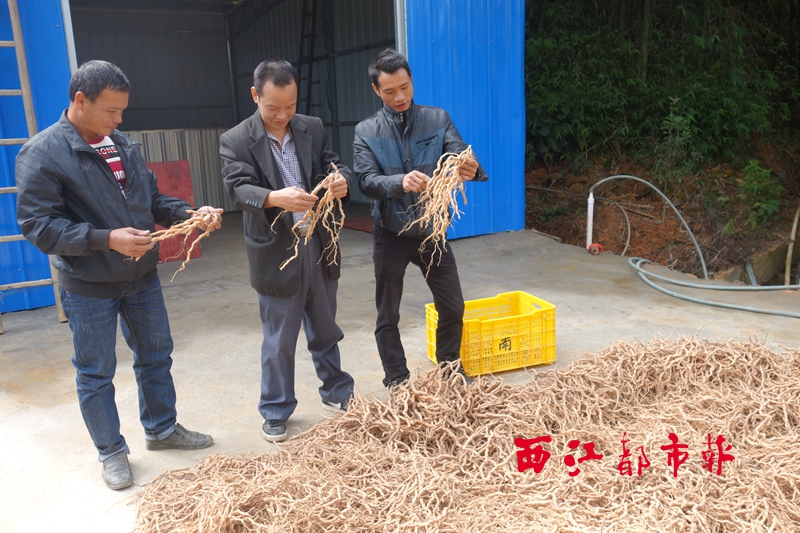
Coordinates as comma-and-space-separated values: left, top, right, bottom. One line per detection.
253, 59, 297, 95
68, 60, 130, 102
368, 49, 412, 87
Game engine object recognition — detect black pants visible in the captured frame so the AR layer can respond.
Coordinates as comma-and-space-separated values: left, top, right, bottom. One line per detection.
372, 225, 465, 385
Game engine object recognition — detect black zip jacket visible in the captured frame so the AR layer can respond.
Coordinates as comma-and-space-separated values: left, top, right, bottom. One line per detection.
354, 101, 488, 238
15, 111, 191, 297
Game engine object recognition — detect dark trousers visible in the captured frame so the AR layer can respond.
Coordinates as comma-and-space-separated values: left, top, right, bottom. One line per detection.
372, 225, 465, 385
257, 235, 354, 421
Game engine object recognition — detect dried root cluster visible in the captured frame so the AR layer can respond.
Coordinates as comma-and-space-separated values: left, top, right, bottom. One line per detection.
402, 146, 474, 275
135, 336, 800, 532
144, 209, 221, 281
273, 164, 345, 270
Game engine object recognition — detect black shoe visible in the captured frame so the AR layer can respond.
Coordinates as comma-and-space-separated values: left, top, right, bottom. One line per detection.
322, 399, 349, 413
457, 367, 475, 385
384, 374, 410, 388
101, 452, 134, 490
439, 362, 474, 386
145, 423, 214, 451
262, 420, 287, 442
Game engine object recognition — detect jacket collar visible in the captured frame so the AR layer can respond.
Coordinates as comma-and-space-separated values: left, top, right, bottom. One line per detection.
381, 100, 416, 131
58, 110, 134, 152
289, 116, 312, 187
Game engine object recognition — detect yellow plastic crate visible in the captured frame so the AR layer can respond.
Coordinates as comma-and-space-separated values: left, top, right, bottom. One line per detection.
426, 291, 556, 377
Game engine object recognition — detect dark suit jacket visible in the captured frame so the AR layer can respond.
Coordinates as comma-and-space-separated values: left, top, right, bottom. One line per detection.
220, 111, 351, 296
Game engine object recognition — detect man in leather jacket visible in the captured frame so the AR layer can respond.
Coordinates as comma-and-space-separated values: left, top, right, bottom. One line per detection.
16, 60, 222, 490
353, 49, 489, 388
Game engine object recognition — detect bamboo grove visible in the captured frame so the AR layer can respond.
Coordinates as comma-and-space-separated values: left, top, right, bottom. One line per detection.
525, 0, 800, 168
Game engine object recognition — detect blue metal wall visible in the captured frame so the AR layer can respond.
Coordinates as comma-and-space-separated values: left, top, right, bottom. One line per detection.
0, 0, 71, 313
405, 0, 525, 238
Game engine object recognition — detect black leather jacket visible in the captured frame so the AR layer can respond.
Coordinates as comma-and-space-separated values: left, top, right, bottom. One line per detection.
16, 111, 191, 297
354, 101, 488, 238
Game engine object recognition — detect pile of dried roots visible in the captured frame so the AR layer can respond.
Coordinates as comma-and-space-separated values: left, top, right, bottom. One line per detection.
134, 337, 800, 532
272, 164, 345, 270
144, 210, 222, 281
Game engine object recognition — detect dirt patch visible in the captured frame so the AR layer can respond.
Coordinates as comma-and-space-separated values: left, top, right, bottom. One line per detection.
525, 153, 800, 282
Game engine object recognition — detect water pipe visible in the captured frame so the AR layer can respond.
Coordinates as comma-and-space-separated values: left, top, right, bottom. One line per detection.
587, 175, 708, 279
527, 186, 630, 256
586, 192, 594, 250
744, 259, 758, 286
630, 257, 800, 319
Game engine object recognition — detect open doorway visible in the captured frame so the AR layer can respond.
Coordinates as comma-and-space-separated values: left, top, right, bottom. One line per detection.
68, 0, 399, 206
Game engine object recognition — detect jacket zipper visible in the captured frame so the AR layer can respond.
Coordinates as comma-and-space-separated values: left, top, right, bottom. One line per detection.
89, 149, 129, 203
115, 179, 127, 200
395, 109, 424, 238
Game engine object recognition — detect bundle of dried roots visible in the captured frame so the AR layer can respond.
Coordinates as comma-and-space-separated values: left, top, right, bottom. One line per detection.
134, 336, 800, 532
401, 146, 474, 276
272, 163, 345, 270
136, 210, 221, 281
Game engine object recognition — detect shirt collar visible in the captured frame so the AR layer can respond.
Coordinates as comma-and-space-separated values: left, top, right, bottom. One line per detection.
267, 128, 293, 147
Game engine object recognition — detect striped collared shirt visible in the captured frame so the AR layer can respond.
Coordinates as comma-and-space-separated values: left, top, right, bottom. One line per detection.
267, 129, 307, 225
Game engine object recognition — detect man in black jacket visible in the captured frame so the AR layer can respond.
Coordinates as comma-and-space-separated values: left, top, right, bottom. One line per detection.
354, 49, 489, 388
15, 60, 222, 490
220, 59, 354, 443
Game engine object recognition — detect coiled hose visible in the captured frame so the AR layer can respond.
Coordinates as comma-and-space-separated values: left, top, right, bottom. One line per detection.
576, 175, 800, 317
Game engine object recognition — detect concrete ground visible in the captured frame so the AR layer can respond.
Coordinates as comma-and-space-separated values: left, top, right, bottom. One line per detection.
2, 207, 800, 533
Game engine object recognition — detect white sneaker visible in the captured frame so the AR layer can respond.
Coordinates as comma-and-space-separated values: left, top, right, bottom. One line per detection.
321, 400, 348, 413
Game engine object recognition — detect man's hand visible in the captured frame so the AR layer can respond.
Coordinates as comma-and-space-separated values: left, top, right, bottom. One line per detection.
460, 157, 479, 181
402, 170, 430, 193
108, 228, 153, 258
191, 206, 224, 232
324, 174, 348, 199
265, 186, 318, 212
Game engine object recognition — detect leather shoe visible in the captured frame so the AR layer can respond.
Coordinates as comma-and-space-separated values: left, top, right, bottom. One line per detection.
384, 373, 410, 388
439, 362, 474, 385
322, 399, 349, 413
262, 420, 287, 442
102, 452, 133, 490
145, 423, 214, 451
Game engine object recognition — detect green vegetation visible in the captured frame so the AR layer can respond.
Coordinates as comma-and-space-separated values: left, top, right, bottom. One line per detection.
525, 0, 798, 179
738, 159, 784, 228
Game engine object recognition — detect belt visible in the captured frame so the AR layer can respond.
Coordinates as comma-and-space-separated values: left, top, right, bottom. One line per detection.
296, 225, 310, 237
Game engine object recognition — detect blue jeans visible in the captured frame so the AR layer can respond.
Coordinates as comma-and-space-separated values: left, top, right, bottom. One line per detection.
60, 277, 177, 461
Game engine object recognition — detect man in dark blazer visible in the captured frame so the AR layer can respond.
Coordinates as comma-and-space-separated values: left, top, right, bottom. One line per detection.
220, 59, 354, 442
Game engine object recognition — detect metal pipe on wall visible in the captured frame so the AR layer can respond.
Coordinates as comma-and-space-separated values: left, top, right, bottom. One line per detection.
393, 0, 406, 56
323, 0, 340, 154
226, 20, 240, 123
60, 0, 78, 73
228, 42, 240, 123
